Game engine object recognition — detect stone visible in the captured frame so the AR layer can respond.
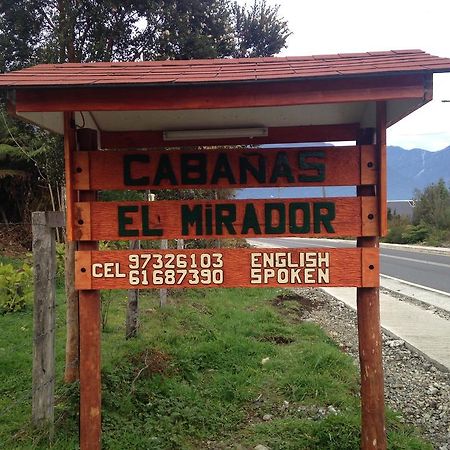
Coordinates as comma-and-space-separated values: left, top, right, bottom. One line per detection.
327, 405, 338, 415
387, 339, 405, 348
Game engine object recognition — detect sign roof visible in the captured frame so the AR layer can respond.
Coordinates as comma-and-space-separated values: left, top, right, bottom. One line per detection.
2, 50, 450, 137
1, 50, 450, 87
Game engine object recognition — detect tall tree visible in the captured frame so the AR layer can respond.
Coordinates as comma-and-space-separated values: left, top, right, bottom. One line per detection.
0, 0, 290, 69
413, 179, 450, 229
0, 0, 290, 215
0, 0, 290, 380
232, 0, 290, 57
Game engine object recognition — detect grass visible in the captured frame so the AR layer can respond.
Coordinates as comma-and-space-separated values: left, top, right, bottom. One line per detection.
0, 256, 433, 449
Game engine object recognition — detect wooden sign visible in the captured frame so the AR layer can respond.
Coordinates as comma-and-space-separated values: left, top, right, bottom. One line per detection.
75, 247, 379, 290
74, 196, 378, 241
73, 145, 377, 190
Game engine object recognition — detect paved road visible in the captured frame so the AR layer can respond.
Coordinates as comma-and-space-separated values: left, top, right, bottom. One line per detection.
249, 238, 450, 294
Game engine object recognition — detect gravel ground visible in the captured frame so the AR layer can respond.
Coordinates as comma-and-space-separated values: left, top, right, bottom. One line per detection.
294, 288, 450, 450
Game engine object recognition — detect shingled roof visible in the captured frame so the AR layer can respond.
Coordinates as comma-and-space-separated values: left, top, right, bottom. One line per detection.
1, 49, 450, 87
2, 49, 450, 138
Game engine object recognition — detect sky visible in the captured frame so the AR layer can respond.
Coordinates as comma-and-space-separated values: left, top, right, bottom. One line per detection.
239, 0, 450, 151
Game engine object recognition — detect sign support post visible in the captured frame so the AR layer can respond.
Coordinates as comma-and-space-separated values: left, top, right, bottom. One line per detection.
357, 105, 387, 450
63, 112, 80, 384
77, 128, 102, 450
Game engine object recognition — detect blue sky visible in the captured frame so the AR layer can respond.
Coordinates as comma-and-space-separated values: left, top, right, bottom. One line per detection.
239, 0, 450, 151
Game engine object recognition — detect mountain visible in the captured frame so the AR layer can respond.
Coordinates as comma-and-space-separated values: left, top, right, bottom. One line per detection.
236, 145, 450, 201
387, 146, 450, 199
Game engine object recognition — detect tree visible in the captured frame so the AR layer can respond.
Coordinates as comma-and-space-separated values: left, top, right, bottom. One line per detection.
0, 0, 291, 218
0, 107, 64, 227
0, 0, 290, 70
232, 0, 290, 57
0, 0, 291, 380
413, 179, 450, 229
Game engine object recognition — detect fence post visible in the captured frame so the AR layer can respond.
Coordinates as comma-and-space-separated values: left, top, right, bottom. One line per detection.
126, 240, 140, 338
160, 239, 168, 307
31, 211, 64, 435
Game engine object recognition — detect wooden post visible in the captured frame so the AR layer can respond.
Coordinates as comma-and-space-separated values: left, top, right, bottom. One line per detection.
377, 102, 388, 237
357, 120, 386, 450
63, 112, 79, 383
32, 211, 64, 434
126, 240, 140, 339
64, 240, 79, 382
160, 239, 168, 307
77, 128, 101, 450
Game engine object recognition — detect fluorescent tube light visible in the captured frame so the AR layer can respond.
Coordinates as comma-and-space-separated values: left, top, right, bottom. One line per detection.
163, 127, 268, 141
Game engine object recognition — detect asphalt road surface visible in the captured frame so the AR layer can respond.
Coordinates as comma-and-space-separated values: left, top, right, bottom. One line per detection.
249, 238, 450, 294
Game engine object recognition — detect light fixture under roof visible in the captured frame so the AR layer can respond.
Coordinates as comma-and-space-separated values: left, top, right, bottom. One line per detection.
163, 127, 268, 141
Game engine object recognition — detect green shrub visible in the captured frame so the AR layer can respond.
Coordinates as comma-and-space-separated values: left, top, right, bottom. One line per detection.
424, 227, 450, 247
400, 223, 430, 244
0, 263, 33, 313
384, 215, 410, 244
385, 215, 430, 245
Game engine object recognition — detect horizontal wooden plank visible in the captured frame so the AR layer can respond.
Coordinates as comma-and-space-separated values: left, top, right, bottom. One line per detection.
100, 124, 360, 148
73, 145, 377, 190
73, 197, 379, 241
13, 74, 426, 112
75, 247, 380, 290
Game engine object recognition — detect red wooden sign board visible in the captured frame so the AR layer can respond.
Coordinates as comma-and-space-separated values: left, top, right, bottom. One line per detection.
73, 197, 378, 241
75, 247, 379, 290
73, 145, 377, 190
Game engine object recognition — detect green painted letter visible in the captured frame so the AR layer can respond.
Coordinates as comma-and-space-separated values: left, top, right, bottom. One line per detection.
313, 202, 335, 233
265, 203, 286, 234
181, 204, 203, 236
142, 205, 163, 236
289, 203, 310, 233
123, 154, 149, 186
298, 151, 325, 182
241, 203, 261, 234
118, 205, 139, 237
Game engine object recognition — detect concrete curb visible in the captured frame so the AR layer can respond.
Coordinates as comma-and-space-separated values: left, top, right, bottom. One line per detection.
380, 242, 450, 256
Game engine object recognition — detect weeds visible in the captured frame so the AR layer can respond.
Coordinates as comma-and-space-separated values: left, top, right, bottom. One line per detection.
0, 271, 433, 449
0, 262, 33, 313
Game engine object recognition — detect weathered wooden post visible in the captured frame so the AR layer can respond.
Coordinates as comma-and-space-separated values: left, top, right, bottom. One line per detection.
356, 102, 387, 450
64, 240, 79, 382
126, 240, 140, 338
63, 113, 80, 384
160, 239, 168, 307
76, 127, 102, 450
31, 211, 64, 434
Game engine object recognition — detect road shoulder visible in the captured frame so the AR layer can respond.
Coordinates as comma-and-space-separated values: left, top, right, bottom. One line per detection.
295, 288, 450, 448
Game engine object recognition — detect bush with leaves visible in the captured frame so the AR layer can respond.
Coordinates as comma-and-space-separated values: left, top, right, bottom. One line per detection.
413, 179, 450, 230
0, 262, 33, 313
385, 181, 450, 246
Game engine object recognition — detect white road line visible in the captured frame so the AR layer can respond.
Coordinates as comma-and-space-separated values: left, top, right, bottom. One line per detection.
381, 253, 450, 268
